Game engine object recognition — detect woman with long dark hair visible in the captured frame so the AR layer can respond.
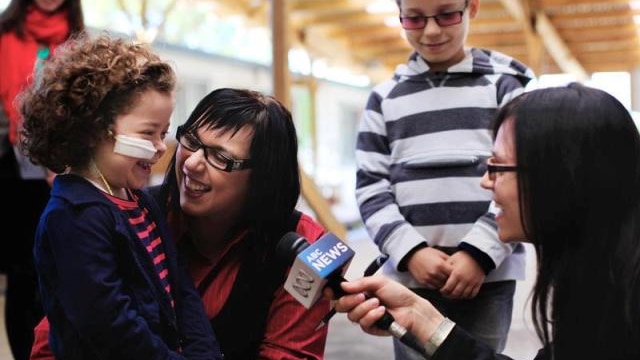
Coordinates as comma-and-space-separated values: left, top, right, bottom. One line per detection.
330, 83, 640, 360
154, 88, 330, 359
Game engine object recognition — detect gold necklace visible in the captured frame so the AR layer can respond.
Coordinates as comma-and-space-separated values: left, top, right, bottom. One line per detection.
90, 161, 114, 196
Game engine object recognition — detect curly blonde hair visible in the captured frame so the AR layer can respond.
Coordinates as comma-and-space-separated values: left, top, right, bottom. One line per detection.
19, 33, 176, 173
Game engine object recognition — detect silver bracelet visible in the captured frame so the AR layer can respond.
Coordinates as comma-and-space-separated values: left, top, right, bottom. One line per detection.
424, 317, 456, 356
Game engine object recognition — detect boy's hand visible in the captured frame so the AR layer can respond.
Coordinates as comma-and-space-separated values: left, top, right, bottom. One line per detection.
407, 247, 453, 289
439, 251, 484, 299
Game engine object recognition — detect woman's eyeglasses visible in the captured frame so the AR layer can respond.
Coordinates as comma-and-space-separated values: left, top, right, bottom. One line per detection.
176, 125, 252, 172
486, 157, 518, 181
399, 2, 468, 30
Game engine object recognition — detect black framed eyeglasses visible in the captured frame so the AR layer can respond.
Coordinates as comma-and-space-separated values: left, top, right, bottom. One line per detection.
486, 157, 518, 181
176, 125, 252, 172
399, 2, 468, 30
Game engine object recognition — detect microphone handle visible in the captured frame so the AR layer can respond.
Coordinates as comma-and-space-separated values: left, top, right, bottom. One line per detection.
363, 254, 388, 276
326, 276, 428, 357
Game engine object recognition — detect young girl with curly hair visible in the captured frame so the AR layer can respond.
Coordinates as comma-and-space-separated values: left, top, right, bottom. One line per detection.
18, 34, 222, 360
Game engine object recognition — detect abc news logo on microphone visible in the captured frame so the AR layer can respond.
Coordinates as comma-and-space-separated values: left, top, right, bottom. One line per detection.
284, 233, 355, 308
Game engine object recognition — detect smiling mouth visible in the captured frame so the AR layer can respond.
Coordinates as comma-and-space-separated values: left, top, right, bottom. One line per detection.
184, 175, 210, 192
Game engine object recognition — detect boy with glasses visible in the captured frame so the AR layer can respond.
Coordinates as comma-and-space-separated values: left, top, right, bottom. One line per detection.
354, 0, 535, 358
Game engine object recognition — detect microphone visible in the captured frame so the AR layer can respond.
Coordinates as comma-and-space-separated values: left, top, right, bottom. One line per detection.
276, 231, 356, 309
276, 232, 427, 357
364, 254, 389, 277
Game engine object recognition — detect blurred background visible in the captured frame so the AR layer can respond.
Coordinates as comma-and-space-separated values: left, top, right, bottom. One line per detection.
2, 0, 640, 358
1, 0, 636, 239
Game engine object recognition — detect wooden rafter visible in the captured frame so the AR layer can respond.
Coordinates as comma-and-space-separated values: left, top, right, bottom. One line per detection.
536, 11, 589, 81
208, 0, 640, 87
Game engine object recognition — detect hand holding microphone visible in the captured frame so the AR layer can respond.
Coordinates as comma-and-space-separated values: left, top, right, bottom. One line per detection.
330, 275, 457, 358
316, 254, 388, 329
276, 232, 428, 357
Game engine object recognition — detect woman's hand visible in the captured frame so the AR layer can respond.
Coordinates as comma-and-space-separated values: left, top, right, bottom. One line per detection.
324, 275, 445, 344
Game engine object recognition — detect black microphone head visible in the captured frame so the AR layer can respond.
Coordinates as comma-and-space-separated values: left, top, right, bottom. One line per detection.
276, 231, 310, 264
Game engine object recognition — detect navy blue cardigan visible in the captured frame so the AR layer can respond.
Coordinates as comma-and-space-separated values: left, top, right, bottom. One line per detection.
35, 174, 221, 359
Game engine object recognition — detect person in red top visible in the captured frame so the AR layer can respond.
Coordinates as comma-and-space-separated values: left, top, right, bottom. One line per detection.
0, 1, 84, 359
31, 88, 331, 360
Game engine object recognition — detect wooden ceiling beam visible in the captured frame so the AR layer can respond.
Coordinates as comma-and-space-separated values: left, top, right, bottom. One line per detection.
213, 0, 257, 14
467, 31, 527, 45
472, 17, 522, 27
319, 23, 398, 37
498, 0, 545, 78
498, 0, 528, 22
549, 15, 634, 29
474, 1, 512, 13
347, 34, 404, 47
544, 2, 633, 15
548, 9, 639, 23
583, 61, 639, 73
291, 0, 373, 12
336, 26, 406, 42
291, 8, 386, 26
570, 39, 640, 52
497, 0, 588, 81
579, 50, 640, 63
535, 11, 589, 81
542, 0, 634, 5
560, 24, 637, 42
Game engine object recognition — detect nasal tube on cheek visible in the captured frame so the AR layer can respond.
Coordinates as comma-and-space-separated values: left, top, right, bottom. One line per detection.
113, 135, 157, 160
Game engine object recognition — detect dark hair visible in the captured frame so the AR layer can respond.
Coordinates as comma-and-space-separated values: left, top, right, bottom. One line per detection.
161, 88, 301, 247
0, 0, 85, 37
493, 83, 640, 359
19, 34, 176, 172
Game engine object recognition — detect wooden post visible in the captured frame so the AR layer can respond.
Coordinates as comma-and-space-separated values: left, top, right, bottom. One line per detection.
271, 0, 291, 108
270, 0, 347, 240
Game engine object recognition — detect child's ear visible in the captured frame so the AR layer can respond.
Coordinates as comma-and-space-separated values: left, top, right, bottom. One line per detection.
468, 0, 480, 19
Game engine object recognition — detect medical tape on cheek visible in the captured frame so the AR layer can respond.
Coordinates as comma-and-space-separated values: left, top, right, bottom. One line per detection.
113, 135, 157, 160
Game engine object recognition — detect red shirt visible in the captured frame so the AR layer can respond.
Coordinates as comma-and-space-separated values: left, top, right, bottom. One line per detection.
186, 212, 329, 359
